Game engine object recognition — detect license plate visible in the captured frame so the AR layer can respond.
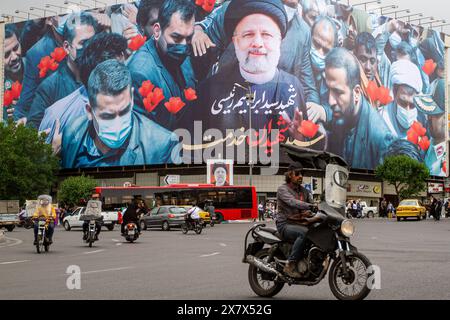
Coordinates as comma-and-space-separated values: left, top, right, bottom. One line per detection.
128, 230, 135, 235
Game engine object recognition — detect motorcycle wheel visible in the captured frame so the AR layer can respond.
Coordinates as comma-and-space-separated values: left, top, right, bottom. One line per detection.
248, 249, 285, 298
328, 252, 372, 300
181, 224, 188, 234
24, 223, 33, 230
195, 224, 202, 234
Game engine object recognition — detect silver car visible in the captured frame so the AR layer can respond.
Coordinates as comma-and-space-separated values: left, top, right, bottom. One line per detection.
139, 206, 186, 231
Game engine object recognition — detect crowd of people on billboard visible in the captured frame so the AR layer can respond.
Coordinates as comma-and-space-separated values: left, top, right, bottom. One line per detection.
2, 0, 447, 175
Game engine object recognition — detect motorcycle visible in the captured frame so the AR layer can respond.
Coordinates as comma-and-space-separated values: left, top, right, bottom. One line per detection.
18, 215, 34, 229
85, 220, 98, 247
123, 222, 139, 243
181, 215, 203, 234
35, 218, 51, 254
243, 145, 374, 300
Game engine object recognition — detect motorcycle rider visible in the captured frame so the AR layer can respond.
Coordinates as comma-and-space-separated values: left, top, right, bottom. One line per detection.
121, 200, 141, 235
275, 165, 321, 278
187, 204, 201, 227
32, 195, 57, 245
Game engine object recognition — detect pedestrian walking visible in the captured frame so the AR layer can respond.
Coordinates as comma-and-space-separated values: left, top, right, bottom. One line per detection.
258, 201, 265, 221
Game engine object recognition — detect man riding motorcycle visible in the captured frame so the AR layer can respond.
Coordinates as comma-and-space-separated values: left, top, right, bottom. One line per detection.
32, 195, 56, 245
275, 165, 321, 278
186, 205, 202, 226
121, 200, 141, 235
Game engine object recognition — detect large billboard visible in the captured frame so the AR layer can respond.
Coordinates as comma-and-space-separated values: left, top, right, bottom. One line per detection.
1, 0, 448, 176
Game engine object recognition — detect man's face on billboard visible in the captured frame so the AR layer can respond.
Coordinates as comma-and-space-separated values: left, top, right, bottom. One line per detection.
155, 12, 195, 54
312, 21, 335, 57
304, 2, 320, 27
429, 113, 445, 142
4, 33, 22, 75
326, 67, 359, 121
233, 14, 282, 76
354, 45, 377, 81
395, 85, 416, 111
214, 167, 227, 186
143, 8, 159, 37
65, 24, 96, 64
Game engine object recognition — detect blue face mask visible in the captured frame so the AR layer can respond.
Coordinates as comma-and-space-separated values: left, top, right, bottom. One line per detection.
396, 105, 418, 129
92, 108, 132, 149
310, 47, 326, 74
389, 32, 402, 48
166, 44, 191, 63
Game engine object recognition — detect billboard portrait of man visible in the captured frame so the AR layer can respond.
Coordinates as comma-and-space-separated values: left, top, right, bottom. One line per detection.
207, 160, 233, 186
189, 0, 313, 155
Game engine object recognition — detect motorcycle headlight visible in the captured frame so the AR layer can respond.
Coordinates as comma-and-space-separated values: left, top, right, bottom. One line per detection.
340, 220, 355, 237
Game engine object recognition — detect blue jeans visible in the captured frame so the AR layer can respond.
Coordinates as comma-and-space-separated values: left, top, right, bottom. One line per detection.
34, 223, 54, 242
278, 223, 308, 261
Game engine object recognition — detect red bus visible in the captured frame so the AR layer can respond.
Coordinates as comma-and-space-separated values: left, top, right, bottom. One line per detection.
94, 184, 257, 222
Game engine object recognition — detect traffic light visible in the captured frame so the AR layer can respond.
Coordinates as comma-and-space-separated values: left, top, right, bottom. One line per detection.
312, 178, 318, 192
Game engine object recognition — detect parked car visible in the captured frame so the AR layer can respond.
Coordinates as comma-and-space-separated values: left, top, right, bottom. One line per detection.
396, 199, 426, 221
140, 206, 186, 231
359, 201, 378, 218
62, 207, 118, 231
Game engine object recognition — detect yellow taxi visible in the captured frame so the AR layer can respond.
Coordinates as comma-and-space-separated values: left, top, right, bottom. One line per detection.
396, 199, 426, 221
179, 206, 211, 226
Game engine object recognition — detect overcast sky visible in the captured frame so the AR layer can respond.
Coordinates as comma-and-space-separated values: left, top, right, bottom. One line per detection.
2, 0, 450, 34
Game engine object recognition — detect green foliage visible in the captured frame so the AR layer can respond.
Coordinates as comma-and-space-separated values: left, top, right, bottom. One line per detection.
375, 155, 430, 201
58, 175, 98, 207
0, 121, 59, 203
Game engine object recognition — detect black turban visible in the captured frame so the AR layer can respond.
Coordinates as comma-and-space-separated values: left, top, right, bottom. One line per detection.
224, 0, 288, 41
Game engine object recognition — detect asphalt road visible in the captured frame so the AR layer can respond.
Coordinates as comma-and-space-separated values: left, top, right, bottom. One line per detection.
1, 218, 450, 300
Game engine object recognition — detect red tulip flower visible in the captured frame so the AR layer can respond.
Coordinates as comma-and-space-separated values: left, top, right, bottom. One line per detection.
128, 35, 147, 51
377, 86, 393, 106
3, 90, 13, 107
202, 0, 215, 12
38, 56, 59, 78
143, 93, 158, 113
51, 47, 67, 62
443, 161, 447, 174
195, 0, 204, 5
411, 121, 427, 137
10, 81, 22, 100
150, 88, 165, 106
139, 80, 155, 97
184, 88, 197, 101
165, 97, 186, 114
407, 128, 419, 145
418, 136, 430, 151
422, 59, 437, 76
298, 120, 319, 138
366, 80, 378, 103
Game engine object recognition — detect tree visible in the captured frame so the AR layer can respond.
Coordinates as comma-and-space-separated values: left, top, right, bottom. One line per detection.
0, 121, 59, 203
58, 175, 98, 208
375, 155, 430, 202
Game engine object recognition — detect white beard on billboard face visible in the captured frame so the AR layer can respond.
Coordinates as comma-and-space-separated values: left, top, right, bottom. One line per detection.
235, 45, 280, 84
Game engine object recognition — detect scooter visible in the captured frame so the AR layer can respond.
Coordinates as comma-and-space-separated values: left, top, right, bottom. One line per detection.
84, 220, 98, 247
123, 222, 139, 243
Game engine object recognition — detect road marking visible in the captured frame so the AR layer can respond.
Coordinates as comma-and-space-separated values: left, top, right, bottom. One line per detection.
219, 243, 227, 247
116, 243, 122, 246
0, 237, 23, 248
82, 267, 134, 275
0, 260, 30, 265
83, 249, 105, 255
200, 252, 221, 258
112, 239, 120, 242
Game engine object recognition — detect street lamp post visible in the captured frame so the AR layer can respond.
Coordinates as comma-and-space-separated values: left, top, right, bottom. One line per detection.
246, 83, 255, 187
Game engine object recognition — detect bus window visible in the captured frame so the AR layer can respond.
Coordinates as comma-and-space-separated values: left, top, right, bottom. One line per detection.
236, 189, 252, 208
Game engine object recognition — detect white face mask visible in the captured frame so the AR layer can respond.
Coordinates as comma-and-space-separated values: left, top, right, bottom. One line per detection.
396, 105, 418, 129
389, 32, 402, 48
284, 5, 298, 22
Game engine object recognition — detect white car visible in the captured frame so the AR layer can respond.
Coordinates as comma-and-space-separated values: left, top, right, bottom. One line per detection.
63, 207, 118, 231
360, 202, 378, 218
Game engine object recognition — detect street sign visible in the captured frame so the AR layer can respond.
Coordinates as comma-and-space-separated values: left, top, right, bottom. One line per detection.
164, 175, 180, 185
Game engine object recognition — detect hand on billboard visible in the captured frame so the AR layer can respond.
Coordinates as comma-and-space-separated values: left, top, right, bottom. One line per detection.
52, 119, 62, 156
306, 102, 327, 124
192, 25, 216, 57
123, 24, 140, 41
122, 4, 138, 25
284, 110, 306, 142
16, 117, 27, 126
92, 13, 111, 30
